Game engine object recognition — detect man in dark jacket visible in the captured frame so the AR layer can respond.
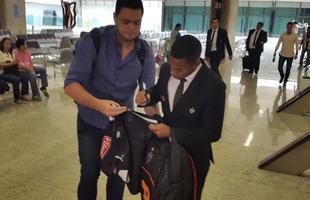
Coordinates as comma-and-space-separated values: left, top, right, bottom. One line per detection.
246, 22, 268, 74
136, 35, 226, 200
205, 18, 233, 78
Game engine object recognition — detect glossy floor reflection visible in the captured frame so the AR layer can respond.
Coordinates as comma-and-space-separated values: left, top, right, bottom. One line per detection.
0, 42, 309, 200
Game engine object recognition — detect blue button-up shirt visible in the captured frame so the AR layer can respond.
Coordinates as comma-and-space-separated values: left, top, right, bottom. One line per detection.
64, 25, 155, 129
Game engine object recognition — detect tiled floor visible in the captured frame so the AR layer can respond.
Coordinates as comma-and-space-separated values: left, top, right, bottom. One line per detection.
0, 38, 309, 200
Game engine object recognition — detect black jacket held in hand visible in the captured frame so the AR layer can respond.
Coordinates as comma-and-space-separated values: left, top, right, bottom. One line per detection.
148, 61, 226, 168
100, 110, 159, 194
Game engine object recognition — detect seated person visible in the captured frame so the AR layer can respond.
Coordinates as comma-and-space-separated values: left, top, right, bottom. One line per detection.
0, 37, 30, 103
14, 38, 50, 100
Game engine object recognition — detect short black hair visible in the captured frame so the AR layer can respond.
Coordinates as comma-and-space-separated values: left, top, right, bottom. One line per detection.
293, 21, 298, 25
211, 17, 220, 23
175, 23, 181, 29
257, 22, 264, 27
287, 22, 294, 26
115, 0, 144, 16
170, 35, 202, 64
16, 38, 26, 49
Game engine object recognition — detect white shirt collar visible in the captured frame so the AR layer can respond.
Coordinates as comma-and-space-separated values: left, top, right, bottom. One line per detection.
184, 63, 202, 83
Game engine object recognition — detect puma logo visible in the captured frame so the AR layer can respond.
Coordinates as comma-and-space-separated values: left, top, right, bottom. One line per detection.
115, 154, 125, 162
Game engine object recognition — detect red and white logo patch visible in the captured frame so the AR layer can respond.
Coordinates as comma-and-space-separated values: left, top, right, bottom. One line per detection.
100, 136, 112, 159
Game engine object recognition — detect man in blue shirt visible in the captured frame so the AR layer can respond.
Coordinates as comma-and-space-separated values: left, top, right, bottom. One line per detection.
64, 0, 155, 199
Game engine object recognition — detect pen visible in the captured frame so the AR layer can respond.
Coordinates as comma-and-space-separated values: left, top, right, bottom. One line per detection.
142, 82, 147, 91
142, 82, 149, 105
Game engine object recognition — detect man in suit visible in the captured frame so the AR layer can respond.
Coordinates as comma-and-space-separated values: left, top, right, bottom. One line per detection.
246, 22, 268, 74
205, 18, 233, 78
136, 35, 226, 199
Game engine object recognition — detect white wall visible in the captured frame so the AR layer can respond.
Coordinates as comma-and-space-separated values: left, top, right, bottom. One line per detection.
81, 1, 162, 32
26, 2, 63, 26
25, 0, 162, 33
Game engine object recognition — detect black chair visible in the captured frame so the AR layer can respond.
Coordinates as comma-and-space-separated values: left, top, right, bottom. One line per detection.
27, 34, 38, 40
46, 33, 56, 39
16, 34, 28, 40
37, 34, 46, 39
2, 30, 12, 35
26, 40, 40, 49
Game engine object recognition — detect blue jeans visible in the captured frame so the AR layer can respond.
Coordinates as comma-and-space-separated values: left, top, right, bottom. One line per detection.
77, 115, 125, 200
0, 73, 21, 99
18, 71, 40, 97
34, 66, 48, 89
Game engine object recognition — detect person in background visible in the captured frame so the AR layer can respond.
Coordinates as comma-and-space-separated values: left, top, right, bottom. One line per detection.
273, 22, 299, 87
205, 18, 233, 78
292, 21, 299, 35
298, 26, 310, 68
64, 0, 155, 199
0, 37, 29, 103
164, 23, 182, 59
245, 22, 268, 75
14, 38, 49, 101
170, 23, 182, 48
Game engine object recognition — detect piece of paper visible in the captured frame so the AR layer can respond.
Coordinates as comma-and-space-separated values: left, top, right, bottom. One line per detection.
128, 110, 159, 124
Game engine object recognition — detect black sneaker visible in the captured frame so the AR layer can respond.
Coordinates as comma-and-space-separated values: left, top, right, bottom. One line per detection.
40, 88, 50, 98
32, 96, 42, 101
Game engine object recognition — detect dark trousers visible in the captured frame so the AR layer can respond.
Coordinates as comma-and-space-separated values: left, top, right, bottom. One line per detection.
209, 51, 222, 78
196, 162, 210, 200
278, 55, 293, 82
18, 71, 40, 97
34, 66, 48, 89
0, 73, 21, 99
77, 115, 125, 200
299, 48, 306, 66
248, 49, 261, 73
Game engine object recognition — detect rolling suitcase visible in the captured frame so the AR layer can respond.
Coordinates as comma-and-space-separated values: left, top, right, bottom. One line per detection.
242, 55, 251, 71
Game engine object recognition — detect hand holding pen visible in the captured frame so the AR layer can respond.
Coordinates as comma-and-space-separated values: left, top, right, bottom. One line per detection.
135, 82, 151, 107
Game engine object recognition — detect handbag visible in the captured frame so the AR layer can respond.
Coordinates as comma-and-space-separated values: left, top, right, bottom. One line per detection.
3, 61, 19, 75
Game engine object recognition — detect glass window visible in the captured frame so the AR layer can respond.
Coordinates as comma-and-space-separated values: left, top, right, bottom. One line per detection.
274, 7, 298, 35
163, 5, 210, 33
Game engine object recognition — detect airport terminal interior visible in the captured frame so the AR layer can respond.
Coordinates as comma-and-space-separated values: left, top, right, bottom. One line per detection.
0, 0, 309, 199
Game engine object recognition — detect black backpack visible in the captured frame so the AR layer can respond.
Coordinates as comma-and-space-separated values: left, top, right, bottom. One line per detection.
140, 134, 197, 200
100, 110, 158, 194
